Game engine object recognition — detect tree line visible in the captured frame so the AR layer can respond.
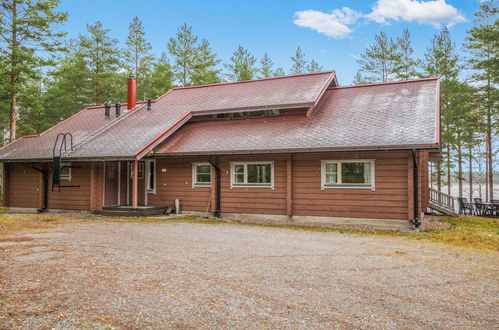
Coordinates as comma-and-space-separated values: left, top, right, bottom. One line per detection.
354, 1, 497, 201
0, 0, 497, 201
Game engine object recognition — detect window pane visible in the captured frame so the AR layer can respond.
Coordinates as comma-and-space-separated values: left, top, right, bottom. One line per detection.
247, 164, 271, 184
197, 174, 211, 183
341, 162, 370, 184
235, 173, 244, 183
195, 164, 211, 184
234, 165, 244, 174
197, 165, 210, 174
148, 162, 155, 190
325, 163, 337, 184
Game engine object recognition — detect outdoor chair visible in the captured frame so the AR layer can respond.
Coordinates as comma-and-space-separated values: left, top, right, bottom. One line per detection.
457, 197, 474, 215
474, 198, 487, 216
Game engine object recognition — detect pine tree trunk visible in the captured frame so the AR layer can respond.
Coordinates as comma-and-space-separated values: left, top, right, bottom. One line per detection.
468, 144, 473, 202
486, 78, 493, 201
8, 2, 18, 142
457, 134, 463, 198
446, 120, 451, 197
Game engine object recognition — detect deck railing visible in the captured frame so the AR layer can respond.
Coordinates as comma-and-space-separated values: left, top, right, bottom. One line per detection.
429, 188, 455, 212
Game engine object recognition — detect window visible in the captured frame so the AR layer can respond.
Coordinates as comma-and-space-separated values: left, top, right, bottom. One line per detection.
60, 162, 71, 181
321, 160, 375, 190
146, 160, 156, 192
130, 163, 145, 180
192, 163, 212, 187
230, 161, 274, 189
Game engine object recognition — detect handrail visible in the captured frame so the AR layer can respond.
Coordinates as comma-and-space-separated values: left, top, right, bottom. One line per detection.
429, 188, 455, 211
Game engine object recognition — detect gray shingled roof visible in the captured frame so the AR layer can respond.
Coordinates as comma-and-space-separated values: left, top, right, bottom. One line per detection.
0, 71, 335, 161
154, 78, 440, 155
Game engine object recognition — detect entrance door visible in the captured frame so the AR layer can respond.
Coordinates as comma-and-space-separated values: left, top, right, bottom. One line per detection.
129, 162, 146, 206
104, 162, 120, 206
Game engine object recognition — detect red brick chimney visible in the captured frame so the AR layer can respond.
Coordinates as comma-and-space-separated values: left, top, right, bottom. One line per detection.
127, 76, 137, 110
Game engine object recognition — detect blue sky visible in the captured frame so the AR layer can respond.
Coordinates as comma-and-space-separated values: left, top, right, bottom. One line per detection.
57, 0, 480, 85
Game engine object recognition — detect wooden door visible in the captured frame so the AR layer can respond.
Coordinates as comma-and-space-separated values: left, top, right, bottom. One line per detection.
104, 162, 120, 206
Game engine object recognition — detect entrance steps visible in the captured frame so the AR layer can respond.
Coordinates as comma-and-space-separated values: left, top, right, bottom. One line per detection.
95, 206, 168, 217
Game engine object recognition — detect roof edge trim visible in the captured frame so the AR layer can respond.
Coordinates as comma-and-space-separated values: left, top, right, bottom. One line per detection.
153, 143, 441, 157
307, 71, 336, 117
170, 71, 335, 91
328, 77, 439, 90
134, 111, 194, 160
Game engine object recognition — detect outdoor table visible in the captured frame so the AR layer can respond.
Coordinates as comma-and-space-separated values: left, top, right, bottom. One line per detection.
475, 202, 499, 217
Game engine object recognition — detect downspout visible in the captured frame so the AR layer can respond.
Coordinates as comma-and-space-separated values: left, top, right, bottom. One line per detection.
411, 150, 421, 230
208, 156, 221, 218
32, 163, 48, 213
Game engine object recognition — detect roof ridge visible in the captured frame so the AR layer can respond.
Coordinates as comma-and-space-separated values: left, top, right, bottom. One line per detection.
329, 77, 439, 90
171, 71, 335, 90
66, 103, 146, 155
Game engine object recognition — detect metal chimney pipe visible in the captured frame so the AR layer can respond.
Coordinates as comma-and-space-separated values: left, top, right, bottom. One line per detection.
147, 98, 152, 110
115, 103, 121, 117
127, 76, 137, 110
104, 102, 110, 119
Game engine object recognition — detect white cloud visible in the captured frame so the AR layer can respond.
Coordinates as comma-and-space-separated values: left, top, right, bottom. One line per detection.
293, 8, 361, 39
293, 0, 466, 38
367, 0, 466, 27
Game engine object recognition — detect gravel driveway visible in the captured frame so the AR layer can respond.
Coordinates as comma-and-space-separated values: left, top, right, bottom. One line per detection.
1, 221, 498, 329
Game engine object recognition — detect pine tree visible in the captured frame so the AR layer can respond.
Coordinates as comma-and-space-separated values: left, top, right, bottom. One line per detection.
191, 39, 221, 85
307, 60, 323, 73
465, 0, 498, 201
78, 21, 122, 105
395, 28, 419, 80
273, 67, 286, 77
147, 53, 174, 99
225, 46, 257, 81
423, 27, 460, 195
40, 43, 91, 126
168, 24, 220, 86
124, 16, 153, 100
0, 0, 67, 142
356, 31, 400, 82
167, 23, 197, 86
290, 46, 307, 74
259, 53, 274, 78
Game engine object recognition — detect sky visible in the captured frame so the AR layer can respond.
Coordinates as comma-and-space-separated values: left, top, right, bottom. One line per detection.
56, 0, 481, 85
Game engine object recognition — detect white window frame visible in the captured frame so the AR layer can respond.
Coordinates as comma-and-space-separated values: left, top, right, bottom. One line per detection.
145, 159, 156, 194
60, 162, 72, 181
192, 162, 212, 188
320, 159, 375, 190
230, 161, 274, 189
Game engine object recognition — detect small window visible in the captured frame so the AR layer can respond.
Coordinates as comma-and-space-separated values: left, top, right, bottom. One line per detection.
60, 162, 71, 181
321, 160, 374, 190
232, 112, 247, 119
248, 111, 264, 117
146, 160, 155, 192
192, 163, 212, 187
266, 109, 280, 116
230, 161, 274, 189
213, 113, 230, 120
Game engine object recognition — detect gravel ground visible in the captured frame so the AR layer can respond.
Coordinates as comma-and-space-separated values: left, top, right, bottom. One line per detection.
0, 221, 498, 329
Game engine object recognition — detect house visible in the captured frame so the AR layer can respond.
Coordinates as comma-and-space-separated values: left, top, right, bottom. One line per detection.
0, 71, 440, 228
